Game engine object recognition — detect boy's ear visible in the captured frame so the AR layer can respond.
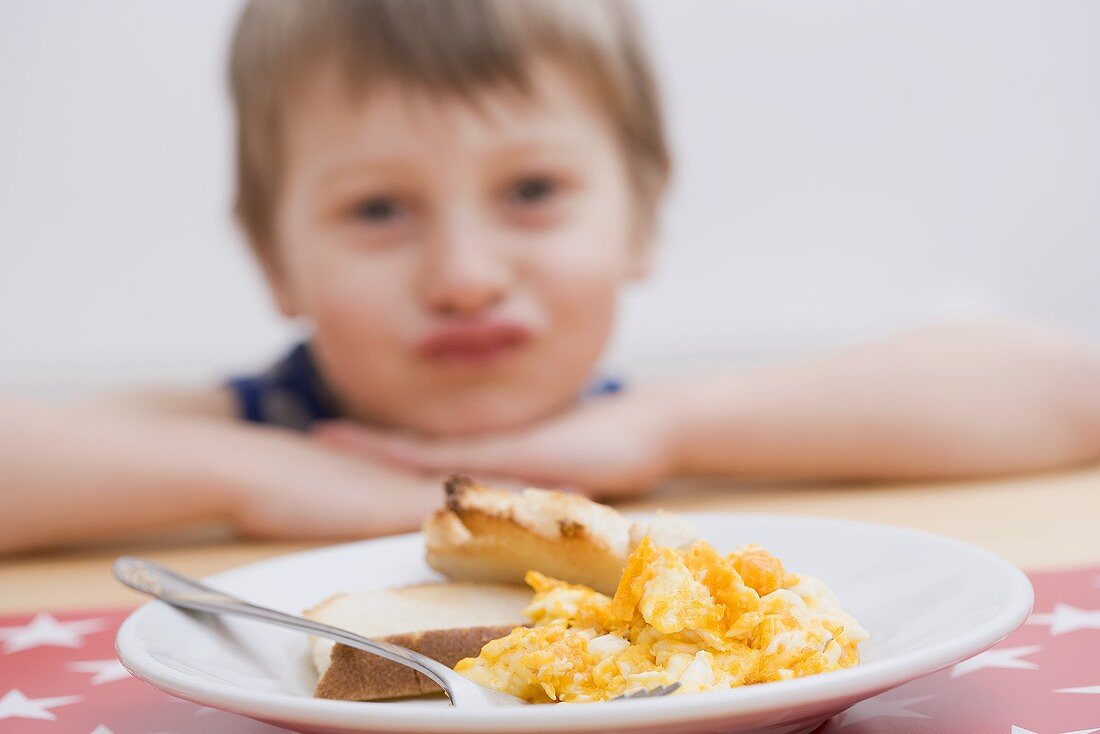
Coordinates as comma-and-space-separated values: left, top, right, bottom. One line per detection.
624, 210, 660, 281
625, 241, 654, 280
265, 265, 302, 319
253, 245, 302, 318
625, 175, 667, 281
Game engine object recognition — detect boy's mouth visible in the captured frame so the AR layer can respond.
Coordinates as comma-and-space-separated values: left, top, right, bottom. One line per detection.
417, 320, 532, 366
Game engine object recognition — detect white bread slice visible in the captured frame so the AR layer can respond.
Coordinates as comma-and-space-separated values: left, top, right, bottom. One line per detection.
304, 582, 529, 700
424, 475, 699, 595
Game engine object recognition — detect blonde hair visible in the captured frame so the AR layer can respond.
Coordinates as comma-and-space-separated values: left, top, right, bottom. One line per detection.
228, 0, 670, 258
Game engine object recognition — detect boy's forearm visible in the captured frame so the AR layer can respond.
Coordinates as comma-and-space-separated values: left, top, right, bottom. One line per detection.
0, 395, 244, 553
665, 321, 1100, 481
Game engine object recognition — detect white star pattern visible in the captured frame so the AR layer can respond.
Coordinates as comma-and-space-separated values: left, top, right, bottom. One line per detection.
0, 689, 82, 721
0, 613, 107, 653
834, 694, 937, 727
1012, 727, 1100, 734
1027, 604, 1100, 636
67, 659, 132, 685
951, 644, 1043, 678
1055, 685, 1100, 695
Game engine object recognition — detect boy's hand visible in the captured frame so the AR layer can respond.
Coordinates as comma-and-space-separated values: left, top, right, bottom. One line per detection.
316, 389, 678, 497
224, 427, 446, 540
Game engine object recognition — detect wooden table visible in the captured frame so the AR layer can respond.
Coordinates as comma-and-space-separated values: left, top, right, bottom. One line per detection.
2, 466, 1098, 614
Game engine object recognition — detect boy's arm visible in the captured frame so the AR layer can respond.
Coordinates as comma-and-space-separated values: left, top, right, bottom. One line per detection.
0, 393, 443, 554
322, 320, 1100, 490
668, 320, 1100, 481
87, 385, 243, 418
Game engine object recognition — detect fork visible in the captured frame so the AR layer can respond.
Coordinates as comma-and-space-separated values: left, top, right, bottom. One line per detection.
114, 556, 679, 708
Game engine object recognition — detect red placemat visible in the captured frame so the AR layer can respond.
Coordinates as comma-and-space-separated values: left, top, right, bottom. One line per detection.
1, 566, 1098, 734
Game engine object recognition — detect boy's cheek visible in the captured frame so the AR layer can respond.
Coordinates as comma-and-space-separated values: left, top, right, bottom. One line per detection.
315, 282, 400, 337
523, 215, 633, 276
523, 238, 630, 314
303, 260, 413, 347
527, 258, 619, 357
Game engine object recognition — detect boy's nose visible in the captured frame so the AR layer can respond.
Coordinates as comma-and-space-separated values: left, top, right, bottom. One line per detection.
419, 221, 512, 316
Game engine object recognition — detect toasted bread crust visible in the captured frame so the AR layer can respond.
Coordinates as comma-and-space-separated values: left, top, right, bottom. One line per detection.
313, 625, 519, 700
426, 507, 628, 594
426, 476, 700, 595
427, 476, 630, 594
305, 580, 529, 701
443, 474, 476, 512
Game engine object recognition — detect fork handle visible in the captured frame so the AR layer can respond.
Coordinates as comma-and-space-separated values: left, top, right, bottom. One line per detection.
113, 556, 457, 697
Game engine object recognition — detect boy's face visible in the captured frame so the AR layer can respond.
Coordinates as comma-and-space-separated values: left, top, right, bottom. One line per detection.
269, 62, 647, 435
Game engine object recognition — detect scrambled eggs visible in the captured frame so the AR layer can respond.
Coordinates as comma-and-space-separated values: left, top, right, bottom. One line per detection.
455, 539, 868, 702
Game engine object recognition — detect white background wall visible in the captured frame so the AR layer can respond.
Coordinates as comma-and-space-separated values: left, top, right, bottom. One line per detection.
2, 1, 1098, 395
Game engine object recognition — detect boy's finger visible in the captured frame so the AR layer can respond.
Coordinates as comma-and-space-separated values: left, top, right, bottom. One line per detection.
316, 420, 501, 472
316, 422, 398, 453
318, 422, 582, 488
382, 437, 514, 473
392, 435, 586, 488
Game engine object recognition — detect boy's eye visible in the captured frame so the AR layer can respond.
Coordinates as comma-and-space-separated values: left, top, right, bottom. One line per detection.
508, 177, 557, 204
353, 196, 403, 223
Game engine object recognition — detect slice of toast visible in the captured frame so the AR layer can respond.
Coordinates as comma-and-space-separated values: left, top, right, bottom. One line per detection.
424, 475, 699, 595
304, 582, 529, 700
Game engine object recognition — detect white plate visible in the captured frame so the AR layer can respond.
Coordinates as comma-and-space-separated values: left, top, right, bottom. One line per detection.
116, 513, 1033, 734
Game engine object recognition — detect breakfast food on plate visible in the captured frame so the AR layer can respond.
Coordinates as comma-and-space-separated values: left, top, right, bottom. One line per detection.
455, 538, 869, 703
424, 475, 700, 594
305, 582, 530, 700
307, 477, 866, 703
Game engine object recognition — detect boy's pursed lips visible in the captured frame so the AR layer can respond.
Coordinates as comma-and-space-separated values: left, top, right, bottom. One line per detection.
417, 319, 532, 366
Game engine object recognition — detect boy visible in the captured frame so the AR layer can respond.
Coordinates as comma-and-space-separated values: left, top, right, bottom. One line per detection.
2, 0, 1099, 553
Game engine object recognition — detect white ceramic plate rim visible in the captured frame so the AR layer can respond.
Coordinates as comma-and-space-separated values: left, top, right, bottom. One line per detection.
116, 513, 1034, 732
